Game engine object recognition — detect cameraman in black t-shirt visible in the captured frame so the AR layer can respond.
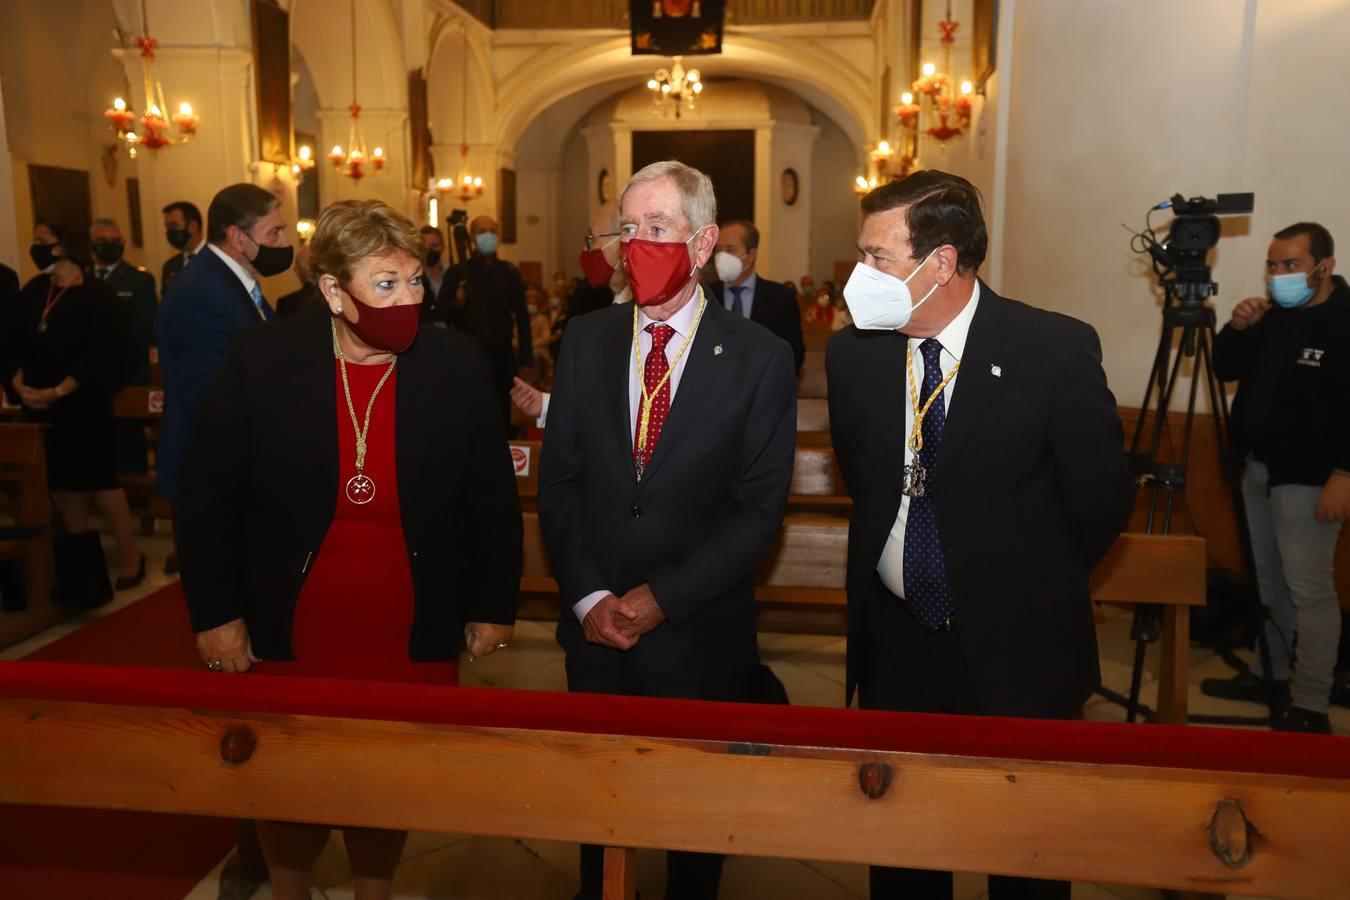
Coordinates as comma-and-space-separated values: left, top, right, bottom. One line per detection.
1205, 222, 1349, 734
430, 215, 533, 424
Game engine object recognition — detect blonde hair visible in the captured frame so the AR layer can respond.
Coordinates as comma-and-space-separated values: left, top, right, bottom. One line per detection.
621, 160, 717, 231
309, 200, 425, 284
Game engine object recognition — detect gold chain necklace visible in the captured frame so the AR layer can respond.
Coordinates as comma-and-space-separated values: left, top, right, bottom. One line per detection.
332, 318, 397, 504
901, 340, 961, 498
630, 286, 707, 480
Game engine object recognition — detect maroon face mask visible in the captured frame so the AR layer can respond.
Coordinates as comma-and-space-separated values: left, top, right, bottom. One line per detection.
343, 288, 421, 353
620, 230, 701, 307
578, 248, 616, 288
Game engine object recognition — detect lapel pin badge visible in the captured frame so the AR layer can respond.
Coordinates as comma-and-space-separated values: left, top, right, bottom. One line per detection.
714, 344, 724, 356
990, 365, 1002, 378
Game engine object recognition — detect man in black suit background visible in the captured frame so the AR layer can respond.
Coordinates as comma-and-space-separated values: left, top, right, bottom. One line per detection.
89, 217, 158, 477
160, 200, 206, 294
828, 171, 1132, 900
540, 160, 797, 900
709, 219, 806, 373
429, 215, 532, 423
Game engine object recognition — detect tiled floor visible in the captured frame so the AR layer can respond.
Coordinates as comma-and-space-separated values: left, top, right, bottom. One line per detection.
6, 530, 1344, 899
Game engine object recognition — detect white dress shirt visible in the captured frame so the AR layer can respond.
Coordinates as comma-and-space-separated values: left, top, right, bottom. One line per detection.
876, 280, 981, 600
573, 286, 708, 621
205, 243, 266, 320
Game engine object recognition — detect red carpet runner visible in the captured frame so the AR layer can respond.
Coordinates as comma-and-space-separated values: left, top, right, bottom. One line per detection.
0, 583, 237, 900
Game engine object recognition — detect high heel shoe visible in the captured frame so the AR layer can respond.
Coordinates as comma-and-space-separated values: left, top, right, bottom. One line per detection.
114, 553, 147, 591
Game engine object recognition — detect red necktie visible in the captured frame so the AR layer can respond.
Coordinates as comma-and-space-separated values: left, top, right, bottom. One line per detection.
634, 323, 675, 472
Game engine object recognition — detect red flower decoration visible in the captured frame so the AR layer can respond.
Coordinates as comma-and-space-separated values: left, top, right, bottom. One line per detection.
135, 36, 158, 59
938, 18, 959, 44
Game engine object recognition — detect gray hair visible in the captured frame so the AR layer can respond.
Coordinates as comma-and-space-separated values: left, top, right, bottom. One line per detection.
89, 217, 121, 235
621, 160, 717, 231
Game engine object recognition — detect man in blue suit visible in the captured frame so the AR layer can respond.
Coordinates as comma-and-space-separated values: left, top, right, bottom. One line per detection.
155, 182, 291, 899
156, 183, 292, 504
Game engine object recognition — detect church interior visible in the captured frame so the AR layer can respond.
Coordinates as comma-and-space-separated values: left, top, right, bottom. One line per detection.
0, 1, 1348, 899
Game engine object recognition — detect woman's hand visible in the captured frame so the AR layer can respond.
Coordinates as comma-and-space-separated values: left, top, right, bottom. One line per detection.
17, 385, 52, 411
196, 618, 260, 673
464, 622, 514, 661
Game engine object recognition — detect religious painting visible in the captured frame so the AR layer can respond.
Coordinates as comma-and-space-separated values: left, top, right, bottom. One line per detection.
408, 68, 432, 189
29, 165, 91, 259
972, 0, 999, 87
598, 168, 613, 205
780, 168, 799, 207
126, 178, 143, 248
632, 130, 753, 222
630, 0, 725, 56
499, 168, 517, 244
251, 0, 292, 166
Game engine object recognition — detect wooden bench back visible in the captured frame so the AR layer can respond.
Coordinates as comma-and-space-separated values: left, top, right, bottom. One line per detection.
798, 352, 827, 398
113, 387, 164, 419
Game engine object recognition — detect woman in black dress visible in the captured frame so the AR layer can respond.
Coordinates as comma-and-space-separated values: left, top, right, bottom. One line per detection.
8, 224, 145, 589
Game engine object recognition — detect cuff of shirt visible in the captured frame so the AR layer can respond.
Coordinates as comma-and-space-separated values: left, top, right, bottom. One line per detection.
536, 392, 551, 429
573, 589, 609, 622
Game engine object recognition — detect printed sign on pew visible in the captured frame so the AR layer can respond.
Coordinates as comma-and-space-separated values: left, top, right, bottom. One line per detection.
510, 444, 531, 477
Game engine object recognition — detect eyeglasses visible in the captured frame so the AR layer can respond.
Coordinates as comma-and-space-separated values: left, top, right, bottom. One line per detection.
585, 231, 621, 251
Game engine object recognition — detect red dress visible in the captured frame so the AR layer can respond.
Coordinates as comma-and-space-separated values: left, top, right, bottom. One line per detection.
266, 359, 457, 685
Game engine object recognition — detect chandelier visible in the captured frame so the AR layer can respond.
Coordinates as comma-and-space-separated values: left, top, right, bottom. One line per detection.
103, 1, 199, 158
329, 0, 386, 181
432, 42, 484, 202
647, 56, 703, 119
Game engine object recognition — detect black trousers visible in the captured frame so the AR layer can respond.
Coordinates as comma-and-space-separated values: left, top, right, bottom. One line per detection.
859, 577, 1070, 900
566, 652, 746, 900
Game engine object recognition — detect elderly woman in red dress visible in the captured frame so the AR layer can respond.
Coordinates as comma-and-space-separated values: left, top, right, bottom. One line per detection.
176, 199, 521, 899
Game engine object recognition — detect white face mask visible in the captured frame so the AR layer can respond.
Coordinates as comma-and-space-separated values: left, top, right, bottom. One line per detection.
842, 247, 940, 331
714, 250, 744, 283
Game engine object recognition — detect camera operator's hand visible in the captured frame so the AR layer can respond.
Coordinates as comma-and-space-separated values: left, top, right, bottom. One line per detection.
1231, 296, 1271, 331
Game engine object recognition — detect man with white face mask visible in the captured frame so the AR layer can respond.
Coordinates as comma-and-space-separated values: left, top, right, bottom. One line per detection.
708, 219, 805, 372
828, 170, 1132, 900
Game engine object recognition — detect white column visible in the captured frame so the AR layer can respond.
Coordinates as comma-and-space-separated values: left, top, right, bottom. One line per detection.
753, 126, 774, 275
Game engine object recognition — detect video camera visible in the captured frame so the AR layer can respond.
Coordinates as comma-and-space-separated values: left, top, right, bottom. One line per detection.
1132, 192, 1254, 303
446, 208, 471, 267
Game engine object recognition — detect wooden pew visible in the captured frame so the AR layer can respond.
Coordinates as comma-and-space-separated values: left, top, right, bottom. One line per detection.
797, 351, 827, 398
0, 425, 58, 648
3, 662, 1347, 900
516, 512, 1206, 724
112, 387, 170, 528
796, 397, 830, 446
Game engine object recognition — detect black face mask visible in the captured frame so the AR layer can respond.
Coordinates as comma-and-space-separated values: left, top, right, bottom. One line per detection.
425, 248, 442, 269
29, 243, 60, 270
246, 235, 294, 277
93, 242, 125, 265
166, 228, 191, 250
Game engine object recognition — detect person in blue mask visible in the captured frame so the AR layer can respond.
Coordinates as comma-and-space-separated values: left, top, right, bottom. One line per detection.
431, 215, 532, 425
1207, 221, 1349, 734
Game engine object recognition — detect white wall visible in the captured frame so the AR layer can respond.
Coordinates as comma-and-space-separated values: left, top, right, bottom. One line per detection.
2, 0, 137, 281
810, 110, 862, 284
988, 0, 1350, 407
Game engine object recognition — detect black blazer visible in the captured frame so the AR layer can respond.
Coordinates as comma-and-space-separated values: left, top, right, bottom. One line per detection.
176, 310, 522, 662
539, 297, 797, 697
709, 275, 806, 373
827, 284, 1132, 716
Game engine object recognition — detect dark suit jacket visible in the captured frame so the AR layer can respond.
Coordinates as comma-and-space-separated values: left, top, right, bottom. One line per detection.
96, 260, 158, 385
161, 250, 187, 295
0, 263, 19, 404
539, 297, 797, 699
567, 281, 615, 318
154, 246, 270, 500
827, 283, 1132, 716
709, 276, 806, 373
176, 310, 521, 661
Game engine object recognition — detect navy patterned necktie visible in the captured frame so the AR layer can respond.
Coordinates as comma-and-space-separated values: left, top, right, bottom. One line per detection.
729, 285, 746, 317
902, 338, 956, 629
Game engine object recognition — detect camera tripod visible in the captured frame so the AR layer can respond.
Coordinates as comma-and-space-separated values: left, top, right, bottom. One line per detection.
1096, 279, 1281, 726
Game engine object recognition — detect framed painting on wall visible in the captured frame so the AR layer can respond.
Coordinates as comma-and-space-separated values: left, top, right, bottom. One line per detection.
252, 0, 292, 166
972, 0, 999, 87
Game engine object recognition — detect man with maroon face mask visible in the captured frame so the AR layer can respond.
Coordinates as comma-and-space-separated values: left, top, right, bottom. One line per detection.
539, 161, 796, 900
